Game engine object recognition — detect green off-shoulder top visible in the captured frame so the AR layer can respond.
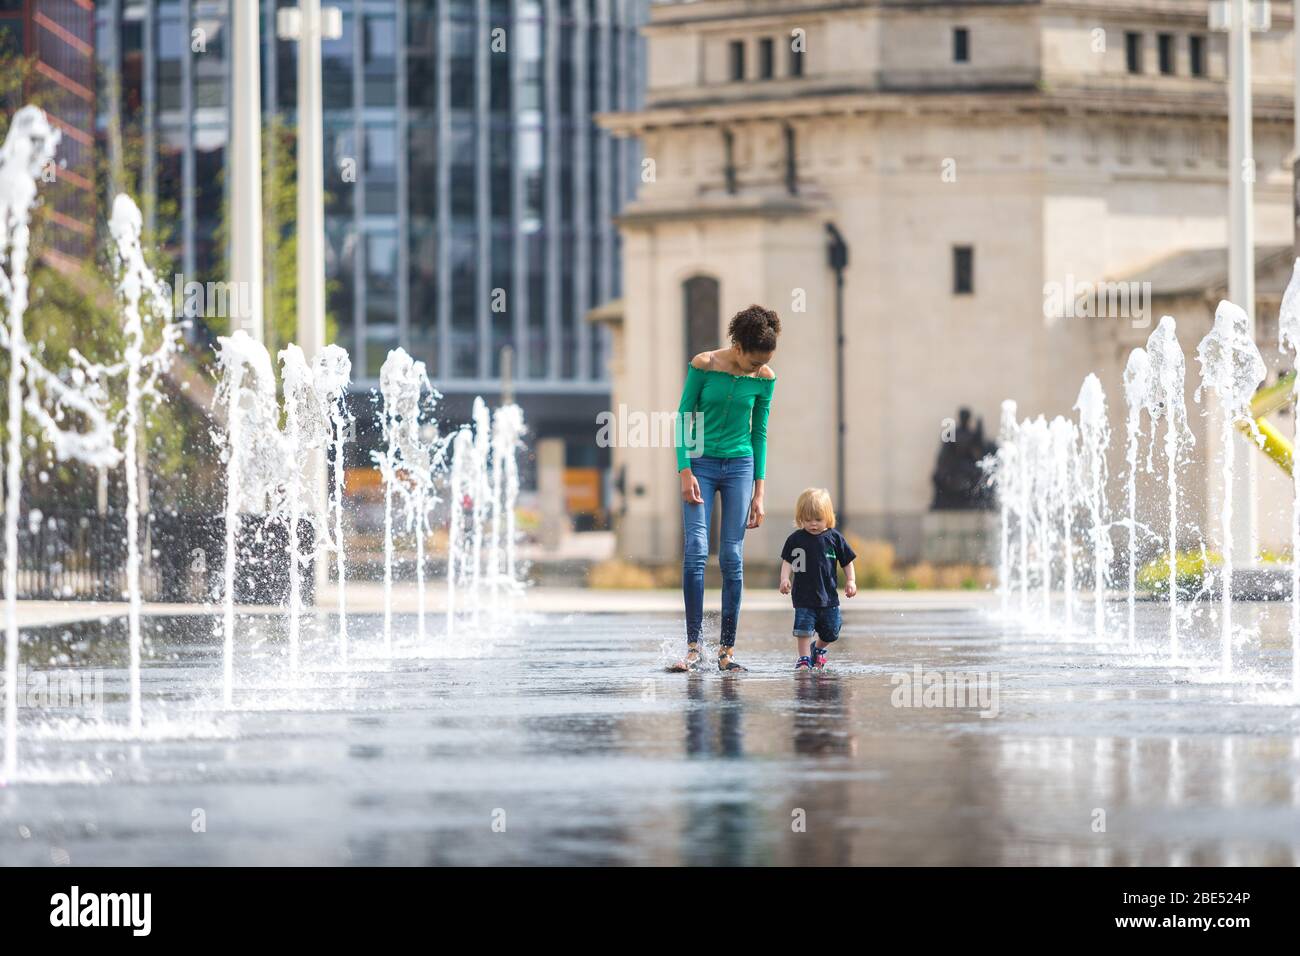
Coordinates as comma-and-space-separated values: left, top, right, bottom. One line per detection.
674, 364, 777, 479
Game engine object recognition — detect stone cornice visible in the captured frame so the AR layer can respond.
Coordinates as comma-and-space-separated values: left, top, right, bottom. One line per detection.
646, 0, 1293, 28
615, 194, 829, 228
598, 85, 1295, 135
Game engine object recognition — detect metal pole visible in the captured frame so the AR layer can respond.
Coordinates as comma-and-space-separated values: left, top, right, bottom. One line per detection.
1294, 0, 1300, 253
1228, 0, 1259, 564
295, 1, 330, 597
827, 223, 848, 528
230, 0, 265, 342
297, 0, 327, 365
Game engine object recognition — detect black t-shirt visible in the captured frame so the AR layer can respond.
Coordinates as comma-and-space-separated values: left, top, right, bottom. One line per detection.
780, 528, 857, 608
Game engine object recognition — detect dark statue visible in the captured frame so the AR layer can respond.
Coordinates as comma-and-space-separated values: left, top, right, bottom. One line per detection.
931, 408, 997, 510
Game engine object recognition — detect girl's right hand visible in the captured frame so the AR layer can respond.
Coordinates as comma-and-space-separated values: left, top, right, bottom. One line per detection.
680, 469, 703, 504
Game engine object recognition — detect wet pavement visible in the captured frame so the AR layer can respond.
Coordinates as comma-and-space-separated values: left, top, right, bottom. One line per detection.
1, 598, 1299, 865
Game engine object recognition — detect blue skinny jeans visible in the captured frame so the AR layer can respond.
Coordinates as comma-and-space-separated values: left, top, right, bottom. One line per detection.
681, 455, 753, 647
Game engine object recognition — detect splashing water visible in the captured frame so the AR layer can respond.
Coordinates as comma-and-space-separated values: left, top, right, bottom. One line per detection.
1025, 417, 1054, 621
279, 343, 331, 675
443, 403, 526, 639
1122, 347, 1152, 649
312, 345, 352, 664
2, 106, 533, 777
470, 398, 490, 627
1017, 413, 1031, 616
108, 193, 183, 732
1196, 300, 1267, 675
493, 404, 526, 594
213, 331, 283, 707
446, 426, 474, 641
1, 107, 123, 781
1146, 316, 1193, 657
1074, 374, 1111, 642
1279, 260, 1300, 695
992, 401, 1018, 619
1050, 415, 1078, 634
373, 348, 436, 654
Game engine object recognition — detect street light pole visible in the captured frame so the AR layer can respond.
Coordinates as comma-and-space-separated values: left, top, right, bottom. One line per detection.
279, 1, 341, 366
826, 223, 849, 530
279, 3, 342, 599
1294, 0, 1300, 254
1213, 0, 1269, 566
230, 0, 265, 343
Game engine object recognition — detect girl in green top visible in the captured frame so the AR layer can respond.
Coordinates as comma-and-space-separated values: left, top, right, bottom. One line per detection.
669, 305, 780, 672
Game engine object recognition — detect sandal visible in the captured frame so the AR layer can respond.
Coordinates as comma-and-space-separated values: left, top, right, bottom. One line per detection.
718, 646, 747, 672
667, 642, 702, 672
795, 656, 812, 671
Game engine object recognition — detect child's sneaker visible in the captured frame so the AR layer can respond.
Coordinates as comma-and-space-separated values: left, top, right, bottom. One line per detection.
795, 656, 812, 671
811, 644, 828, 670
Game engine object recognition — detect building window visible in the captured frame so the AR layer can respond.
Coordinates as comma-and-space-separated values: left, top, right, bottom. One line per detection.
783, 124, 797, 195
1158, 33, 1174, 75
759, 37, 774, 79
1125, 32, 1143, 74
684, 276, 720, 364
1189, 35, 1205, 76
722, 128, 737, 194
953, 246, 974, 295
953, 27, 969, 63
790, 39, 804, 77
729, 40, 745, 81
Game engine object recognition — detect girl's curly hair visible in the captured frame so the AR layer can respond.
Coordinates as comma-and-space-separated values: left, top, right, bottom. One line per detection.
728, 304, 781, 354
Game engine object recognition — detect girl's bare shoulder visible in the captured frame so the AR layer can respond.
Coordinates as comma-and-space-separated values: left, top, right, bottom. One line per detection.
690, 351, 717, 371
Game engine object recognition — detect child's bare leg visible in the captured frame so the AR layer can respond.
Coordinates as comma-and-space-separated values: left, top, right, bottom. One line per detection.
796, 635, 812, 659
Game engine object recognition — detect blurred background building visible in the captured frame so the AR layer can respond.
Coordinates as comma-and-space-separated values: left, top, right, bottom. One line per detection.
601, 0, 1299, 567
93, 0, 647, 531
1, 0, 97, 266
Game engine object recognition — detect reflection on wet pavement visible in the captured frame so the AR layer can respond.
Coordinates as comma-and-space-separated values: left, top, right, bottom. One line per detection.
1, 601, 1299, 865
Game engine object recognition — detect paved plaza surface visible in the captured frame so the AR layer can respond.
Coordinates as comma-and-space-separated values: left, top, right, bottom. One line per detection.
2, 591, 1298, 865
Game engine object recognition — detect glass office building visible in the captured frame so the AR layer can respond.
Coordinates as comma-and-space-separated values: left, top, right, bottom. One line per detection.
96, 0, 644, 475
1, 0, 97, 265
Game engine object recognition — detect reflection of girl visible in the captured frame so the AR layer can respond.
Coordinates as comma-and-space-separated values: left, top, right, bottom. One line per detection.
669, 306, 780, 672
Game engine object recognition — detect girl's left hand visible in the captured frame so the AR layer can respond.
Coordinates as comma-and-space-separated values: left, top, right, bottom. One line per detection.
746, 495, 765, 529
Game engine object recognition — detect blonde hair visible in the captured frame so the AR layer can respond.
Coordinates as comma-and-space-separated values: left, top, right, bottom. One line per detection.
794, 487, 836, 529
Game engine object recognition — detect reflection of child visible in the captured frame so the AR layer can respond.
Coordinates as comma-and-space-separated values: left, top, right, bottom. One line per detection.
778, 488, 856, 671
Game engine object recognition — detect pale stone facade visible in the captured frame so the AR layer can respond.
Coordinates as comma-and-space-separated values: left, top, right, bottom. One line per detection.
597, 0, 1297, 567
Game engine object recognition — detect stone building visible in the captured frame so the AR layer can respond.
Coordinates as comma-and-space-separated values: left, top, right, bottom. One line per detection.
595, 0, 1298, 568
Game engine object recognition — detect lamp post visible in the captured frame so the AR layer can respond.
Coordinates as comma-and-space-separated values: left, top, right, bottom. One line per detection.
1294, 0, 1300, 254
826, 223, 849, 529
230, 0, 265, 342
278, 2, 342, 365
1211, 0, 1270, 566
279, 2, 343, 597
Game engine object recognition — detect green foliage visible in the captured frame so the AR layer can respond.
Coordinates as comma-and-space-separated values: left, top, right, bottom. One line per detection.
0, 50, 219, 511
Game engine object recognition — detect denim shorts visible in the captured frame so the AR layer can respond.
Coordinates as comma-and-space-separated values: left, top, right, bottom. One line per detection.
793, 606, 841, 643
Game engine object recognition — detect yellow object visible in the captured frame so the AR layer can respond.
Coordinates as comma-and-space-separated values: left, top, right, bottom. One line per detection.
1250, 371, 1296, 418
1241, 372, 1296, 477
1241, 416, 1293, 476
